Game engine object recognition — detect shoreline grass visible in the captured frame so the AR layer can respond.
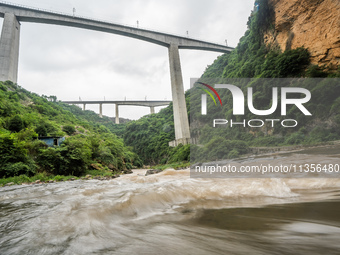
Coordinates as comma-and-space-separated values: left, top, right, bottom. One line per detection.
0, 169, 122, 187
150, 161, 190, 171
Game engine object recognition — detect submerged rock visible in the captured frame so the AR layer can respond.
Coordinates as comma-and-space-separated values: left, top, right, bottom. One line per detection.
145, 169, 162, 176
123, 170, 133, 174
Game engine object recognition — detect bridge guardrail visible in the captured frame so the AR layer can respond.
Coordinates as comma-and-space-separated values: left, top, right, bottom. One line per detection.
0, 0, 232, 48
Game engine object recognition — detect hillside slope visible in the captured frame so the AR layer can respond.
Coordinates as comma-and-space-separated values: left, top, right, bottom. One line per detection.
122, 0, 340, 164
0, 81, 142, 179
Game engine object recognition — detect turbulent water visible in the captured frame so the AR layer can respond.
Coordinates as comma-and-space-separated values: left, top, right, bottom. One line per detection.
1, 146, 340, 255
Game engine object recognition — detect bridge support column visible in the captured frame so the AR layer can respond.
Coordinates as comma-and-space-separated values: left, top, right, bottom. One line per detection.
115, 104, 119, 124
150, 106, 155, 114
99, 104, 103, 118
168, 43, 190, 146
0, 13, 21, 83
83, 104, 86, 111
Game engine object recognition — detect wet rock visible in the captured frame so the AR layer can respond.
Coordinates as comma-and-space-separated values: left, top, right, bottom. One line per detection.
145, 169, 162, 176
93, 176, 104, 180
123, 170, 133, 174
90, 163, 102, 170
82, 175, 93, 180
108, 164, 115, 170
177, 167, 190, 170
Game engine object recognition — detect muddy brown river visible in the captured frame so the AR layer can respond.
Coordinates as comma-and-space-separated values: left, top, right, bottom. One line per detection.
1, 146, 340, 254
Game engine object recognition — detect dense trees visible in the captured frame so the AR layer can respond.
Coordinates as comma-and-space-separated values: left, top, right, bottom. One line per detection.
2, 0, 340, 177
0, 134, 35, 177
122, 103, 191, 165
62, 125, 76, 135
8, 115, 25, 133
122, 0, 340, 164
0, 81, 142, 179
188, 0, 340, 161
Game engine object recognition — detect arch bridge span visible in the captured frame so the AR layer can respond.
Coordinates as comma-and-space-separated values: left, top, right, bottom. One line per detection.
0, 1, 234, 146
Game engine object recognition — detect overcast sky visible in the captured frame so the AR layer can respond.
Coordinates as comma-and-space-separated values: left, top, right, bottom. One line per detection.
0, 0, 254, 119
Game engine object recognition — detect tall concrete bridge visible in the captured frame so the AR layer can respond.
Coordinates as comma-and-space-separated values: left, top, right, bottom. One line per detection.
0, 1, 233, 146
62, 100, 171, 124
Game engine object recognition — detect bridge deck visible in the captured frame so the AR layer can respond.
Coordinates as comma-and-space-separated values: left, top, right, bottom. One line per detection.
0, 1, 233, 52
62, 100, 172, 107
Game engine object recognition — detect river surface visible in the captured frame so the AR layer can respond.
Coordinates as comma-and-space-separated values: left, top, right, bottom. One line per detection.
1, 146, 340, 255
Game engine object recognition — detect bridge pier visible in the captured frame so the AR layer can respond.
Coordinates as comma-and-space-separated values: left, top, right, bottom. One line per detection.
0, 3, 232, 141
83, 104, 86, 111
168, 43, 190, 146
99, 103, 103, 118
115, 104, 119, 124
150, 106, 155, 114
0, 13, 20, 83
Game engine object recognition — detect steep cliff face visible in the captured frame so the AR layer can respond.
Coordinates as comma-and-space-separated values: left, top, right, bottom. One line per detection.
264, 0, 340, 69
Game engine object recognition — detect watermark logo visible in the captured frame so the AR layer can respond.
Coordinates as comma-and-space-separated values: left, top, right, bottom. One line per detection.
197, 82, 312, 128
190, 78, 339, 179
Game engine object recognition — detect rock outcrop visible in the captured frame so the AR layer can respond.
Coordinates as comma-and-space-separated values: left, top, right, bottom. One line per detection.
145, 169, 162, 176
264, 0, 340, 69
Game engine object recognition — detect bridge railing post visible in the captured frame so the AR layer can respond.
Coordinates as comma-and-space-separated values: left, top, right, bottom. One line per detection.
168, 43, 190, 145
0, 13, 20, 83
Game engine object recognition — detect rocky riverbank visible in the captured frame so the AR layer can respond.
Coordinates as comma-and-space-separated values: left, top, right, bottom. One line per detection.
3, 141, 340, 187
249, 140, 340, 155
1, 168, 135, 187
2, 174, 121, 187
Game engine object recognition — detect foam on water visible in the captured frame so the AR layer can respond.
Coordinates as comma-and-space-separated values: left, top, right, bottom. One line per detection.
1, 146, 340, 254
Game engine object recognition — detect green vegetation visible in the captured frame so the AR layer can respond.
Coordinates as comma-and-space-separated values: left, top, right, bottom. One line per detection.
0, 81, 142, 184
0, 173, 77, 186
119, 0, 340, 164
203, 0, 313, 79
0, 168, 119, 186
2, 0, 340, 179
62, 124, 76, 135
123, 105, 190, 165
190, 77, 340, 160
188, 0, 340, 161
151, 161, 191, 171
59, 103, 129, 138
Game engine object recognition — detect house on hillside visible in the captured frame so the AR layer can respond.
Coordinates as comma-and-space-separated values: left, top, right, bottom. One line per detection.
38, 136, 65, 147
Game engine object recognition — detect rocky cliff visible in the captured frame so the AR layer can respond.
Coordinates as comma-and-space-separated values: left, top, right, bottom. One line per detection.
264, 0, 340, 69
